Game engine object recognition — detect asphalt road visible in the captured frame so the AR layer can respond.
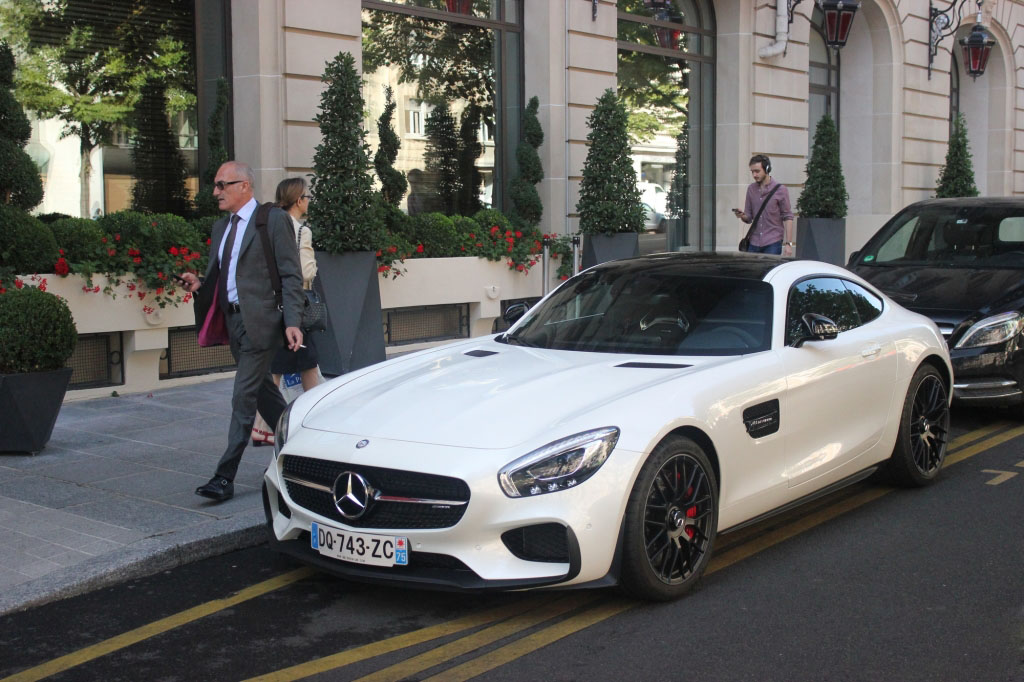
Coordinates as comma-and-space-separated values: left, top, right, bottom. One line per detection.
2, 407, 1022, 682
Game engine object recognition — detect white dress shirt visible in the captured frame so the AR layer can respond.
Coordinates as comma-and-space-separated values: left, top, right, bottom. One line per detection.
218, 197, 258, 304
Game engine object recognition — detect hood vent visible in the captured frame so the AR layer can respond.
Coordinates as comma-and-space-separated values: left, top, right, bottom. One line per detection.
464, 350, 499, 358
615, 362, 691, 369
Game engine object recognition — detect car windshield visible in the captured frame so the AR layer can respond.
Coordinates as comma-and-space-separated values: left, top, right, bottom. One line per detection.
499, 268, 773, 355
858, 204, 1024, 268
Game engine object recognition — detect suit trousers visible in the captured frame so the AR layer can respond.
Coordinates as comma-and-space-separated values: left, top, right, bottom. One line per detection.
214, 310, 287, 481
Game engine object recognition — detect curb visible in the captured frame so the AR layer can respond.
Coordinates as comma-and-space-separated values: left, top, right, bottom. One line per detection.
0, 509, 267, 616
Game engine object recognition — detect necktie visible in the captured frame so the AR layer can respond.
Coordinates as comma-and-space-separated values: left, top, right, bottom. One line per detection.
217, 214, 241, 312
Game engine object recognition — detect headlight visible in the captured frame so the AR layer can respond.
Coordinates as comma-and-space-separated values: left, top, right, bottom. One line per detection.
274, 402, 293, 459
498, 427, 619, 498
954, 311, 1023, 349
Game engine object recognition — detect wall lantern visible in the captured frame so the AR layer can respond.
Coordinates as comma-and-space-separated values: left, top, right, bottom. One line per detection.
818, 0, 860, 48
929, 0, 993, 79
444, 0, 472, 14
959, 22, 995, 79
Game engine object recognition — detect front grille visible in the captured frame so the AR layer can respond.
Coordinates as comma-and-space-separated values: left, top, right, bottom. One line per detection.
282, 455, 470, 529
501, 523, 570, 563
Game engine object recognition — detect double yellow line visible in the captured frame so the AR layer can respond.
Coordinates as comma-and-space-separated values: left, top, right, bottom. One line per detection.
5, 421, 1020, 682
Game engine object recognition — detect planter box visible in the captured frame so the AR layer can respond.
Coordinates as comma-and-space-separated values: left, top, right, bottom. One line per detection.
582, 233, 640, 269
315, 251, 387, 377
0, 368, 73, 453
796, 218, 846, 265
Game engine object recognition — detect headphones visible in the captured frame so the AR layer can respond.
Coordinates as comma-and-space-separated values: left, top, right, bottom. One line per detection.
750, 154, 772, 175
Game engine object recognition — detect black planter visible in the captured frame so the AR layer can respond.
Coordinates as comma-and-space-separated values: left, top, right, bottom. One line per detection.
314, 251, 386, 377
0, 367, 73, 454
796, 217, 846, 265
582, 233, 640, 269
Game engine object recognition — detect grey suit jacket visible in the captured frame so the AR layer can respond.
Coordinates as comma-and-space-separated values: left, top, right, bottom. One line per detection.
202, 204, 305, 351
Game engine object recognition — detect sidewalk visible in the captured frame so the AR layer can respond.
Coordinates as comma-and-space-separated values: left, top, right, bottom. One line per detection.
0, 376, 271, 615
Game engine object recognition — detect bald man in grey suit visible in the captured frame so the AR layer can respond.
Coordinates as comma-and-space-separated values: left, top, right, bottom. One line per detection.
180, 161, 305, 502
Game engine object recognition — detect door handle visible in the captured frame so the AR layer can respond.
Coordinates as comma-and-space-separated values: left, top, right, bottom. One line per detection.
861, 344, 882, 358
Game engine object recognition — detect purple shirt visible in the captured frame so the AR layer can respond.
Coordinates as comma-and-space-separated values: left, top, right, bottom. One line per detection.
743, 179, 793, 247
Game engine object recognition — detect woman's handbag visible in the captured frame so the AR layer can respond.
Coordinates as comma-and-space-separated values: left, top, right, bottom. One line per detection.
301, 288, 327, 332
739, 183, 781, 251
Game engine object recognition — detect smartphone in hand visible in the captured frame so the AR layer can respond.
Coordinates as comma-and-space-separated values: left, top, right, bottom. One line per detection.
171, 274, 189, 286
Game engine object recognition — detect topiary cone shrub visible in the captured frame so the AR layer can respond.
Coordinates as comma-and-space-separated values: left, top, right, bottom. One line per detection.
0, 286, 77, 373
796, 114, 848, 219
936, 113, 979, 198
0, 41, 43, 211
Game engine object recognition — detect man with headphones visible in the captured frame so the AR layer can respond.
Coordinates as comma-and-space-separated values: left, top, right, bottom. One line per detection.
733, 154, 795, 255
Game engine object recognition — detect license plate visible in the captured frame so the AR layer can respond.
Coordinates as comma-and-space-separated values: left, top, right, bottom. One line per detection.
311, 522, 408, 567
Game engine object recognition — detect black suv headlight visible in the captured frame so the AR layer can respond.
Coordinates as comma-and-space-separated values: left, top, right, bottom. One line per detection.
273, 402, 293, 460
498, 427, 619, 498
954, 311, 1023, 349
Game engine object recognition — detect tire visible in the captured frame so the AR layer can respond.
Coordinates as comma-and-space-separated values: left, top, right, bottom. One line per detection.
887, 364, 950, 487
657, 219, 668, 233
621, 435, 718, 601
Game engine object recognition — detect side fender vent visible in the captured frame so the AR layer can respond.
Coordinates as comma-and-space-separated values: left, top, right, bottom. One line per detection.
464, 350, 498, 357
743, 399, 780, 438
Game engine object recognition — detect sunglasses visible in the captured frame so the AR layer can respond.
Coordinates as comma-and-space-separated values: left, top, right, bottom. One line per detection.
301, 194, 312, 200
214, 180, 245, 190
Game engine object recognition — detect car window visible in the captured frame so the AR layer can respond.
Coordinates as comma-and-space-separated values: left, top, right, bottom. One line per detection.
842, 280, 883, 324
860, 204, 1024, 268
502, 269, 773, 356
786, 277, 860, 345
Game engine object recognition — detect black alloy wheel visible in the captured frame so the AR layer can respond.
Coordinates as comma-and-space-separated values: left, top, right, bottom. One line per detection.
622, 436, 718, 601
888, 364, 950, 486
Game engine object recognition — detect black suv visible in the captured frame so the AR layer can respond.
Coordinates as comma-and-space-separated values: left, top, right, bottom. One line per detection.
849, 197, 1024, 408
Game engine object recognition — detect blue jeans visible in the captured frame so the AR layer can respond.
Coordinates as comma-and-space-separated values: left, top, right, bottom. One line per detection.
747, 241, 782, 254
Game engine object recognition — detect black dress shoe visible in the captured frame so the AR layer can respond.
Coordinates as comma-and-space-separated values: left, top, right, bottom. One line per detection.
195, 476, 234, 501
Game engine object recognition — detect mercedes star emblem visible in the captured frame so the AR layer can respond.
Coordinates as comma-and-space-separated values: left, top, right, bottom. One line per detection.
356, 439, 369, 449
333, 471, 373, 519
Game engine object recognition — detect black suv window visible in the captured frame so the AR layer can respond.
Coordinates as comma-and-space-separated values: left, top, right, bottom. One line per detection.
786, 277, 861, 345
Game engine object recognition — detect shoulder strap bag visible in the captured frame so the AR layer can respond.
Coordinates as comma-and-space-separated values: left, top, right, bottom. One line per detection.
738, 183, 782, 252
255, 206, 327, 333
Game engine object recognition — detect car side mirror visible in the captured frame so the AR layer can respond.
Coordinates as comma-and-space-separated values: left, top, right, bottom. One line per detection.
794, 313, 839, 347
503, 302, 529, 325
847, 250, 860, 266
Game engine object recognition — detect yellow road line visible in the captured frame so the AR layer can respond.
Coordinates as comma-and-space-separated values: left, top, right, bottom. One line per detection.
1, 567, 314, 682
422, 599, 635, 682
944, 425, 1024, 467
352, 593, 601, 682
243, 596, 549, 682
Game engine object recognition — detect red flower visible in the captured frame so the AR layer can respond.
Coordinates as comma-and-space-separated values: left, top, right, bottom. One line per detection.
108, 249, 116, 256
206, 238, 211, 245
0, 288, 5, 294
138, 291, 146, 300
92, 286, 100, 293
376, 250, 382, 257
156, 287, 163, 295
416, 244, 424, 253
515, 231, 522, 238
127, 282, 136, 291
388, 245, 397, 253
58, 248, 65, 256
181, 247, 190, 255
151, 221, 157, 227
377, 265, 390, 273
38, 281, 46, 291
133, 257, 141, 264
183, 293, 192, 303
14, 279, 22, 289
54, 257, 69, 276
469, 233, 475, 239
490, 226, 500, 234
460, 245, 465, 251
516, 264, 525, 271
157, 272, 165, 280
115, 234, 121, 241
169, 247, 179, 256
101, 237, 107, 243
560, 275, 569, 280
505, 230, 513, 238
475, 242, 482, 248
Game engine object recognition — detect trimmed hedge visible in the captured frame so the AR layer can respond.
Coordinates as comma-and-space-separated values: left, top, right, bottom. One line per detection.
0, 204, 58, 275
0, 286, 77, 373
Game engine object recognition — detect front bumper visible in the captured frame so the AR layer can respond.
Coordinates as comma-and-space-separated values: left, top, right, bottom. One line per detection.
950, 344, 1024, 406
262, 430, 641, 591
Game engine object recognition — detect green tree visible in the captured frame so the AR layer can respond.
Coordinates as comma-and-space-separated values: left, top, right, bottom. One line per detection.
0, 0, 193, 217
130, 79, 190, 215
796, 114, 848, 218
424, 103, 461, 215
456, 104, 483, 215
374, 85, 407, 207
577, 89, 645, 235
0, 41, 42, 210
307, 51, 382, 254
666, 122, 688, 222
508, 96, 544, 229
936, 113, 979, 198
194, 78, 230, 217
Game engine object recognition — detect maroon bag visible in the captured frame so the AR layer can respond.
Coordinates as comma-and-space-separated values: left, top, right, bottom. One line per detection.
197, 281, 229, 347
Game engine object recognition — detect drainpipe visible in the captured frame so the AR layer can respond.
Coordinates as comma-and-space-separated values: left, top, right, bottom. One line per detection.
758, 0, 791, 59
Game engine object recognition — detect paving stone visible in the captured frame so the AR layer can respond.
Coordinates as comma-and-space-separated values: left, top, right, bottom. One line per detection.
0, 566, 28, 590
79, 439, 181, 461
63, 497, 210, 534
0, 449, 97, 471
29, 455, 152, 485
89, 469, 210, 500
158, 485, 261, 518
46, 427, 124, 452
0, 549, 60, 576
0, 475, 108, 510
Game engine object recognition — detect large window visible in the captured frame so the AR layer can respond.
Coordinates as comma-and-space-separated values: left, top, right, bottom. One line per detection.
617, 0, 715, 254
361, 1, 522, 215
3, 0, 229, 218
809, 7, 840, 149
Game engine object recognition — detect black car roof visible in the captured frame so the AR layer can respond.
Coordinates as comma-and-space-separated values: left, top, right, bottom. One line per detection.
589, 252, 787, 281
903, 196, 1024, 209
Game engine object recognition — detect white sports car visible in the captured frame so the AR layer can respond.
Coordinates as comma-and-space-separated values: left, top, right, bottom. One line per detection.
263, 253, 952, 600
